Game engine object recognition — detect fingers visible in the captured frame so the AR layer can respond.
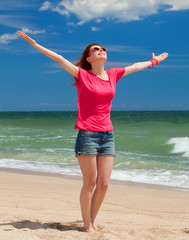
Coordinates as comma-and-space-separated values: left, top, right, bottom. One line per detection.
17, 31, 31, 42
17, 30, 36, 46
160, 52, 168, 60
17, 30, 24, 35
152, 52, 168, 61
17, 31, 25, 38
16, 31, 21, 36
164, 52, 168, 58
161, 52, 168, 57
154, 52, 168, 61
17, 31, 28, 39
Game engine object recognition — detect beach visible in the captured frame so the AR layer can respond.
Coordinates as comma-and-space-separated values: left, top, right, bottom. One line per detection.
0, 168, 189, 240
1, 111, 189, 189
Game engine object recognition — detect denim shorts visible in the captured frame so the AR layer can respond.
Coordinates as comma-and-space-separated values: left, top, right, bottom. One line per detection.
75, 129, 115, 157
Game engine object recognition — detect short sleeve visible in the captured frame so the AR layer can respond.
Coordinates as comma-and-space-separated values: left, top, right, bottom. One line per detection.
116, 68, 125, 83
74, 67, 89, 84
74, 67, 81, 84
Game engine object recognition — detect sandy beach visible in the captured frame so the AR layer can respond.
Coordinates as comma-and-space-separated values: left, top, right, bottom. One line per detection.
0, 168, 189, 240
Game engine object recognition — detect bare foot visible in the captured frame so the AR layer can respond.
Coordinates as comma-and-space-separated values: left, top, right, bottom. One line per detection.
83, 224, 95, 232
92, 223, 99, 231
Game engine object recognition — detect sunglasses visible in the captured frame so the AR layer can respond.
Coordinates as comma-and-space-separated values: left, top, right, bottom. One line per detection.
88, 47, 107, 57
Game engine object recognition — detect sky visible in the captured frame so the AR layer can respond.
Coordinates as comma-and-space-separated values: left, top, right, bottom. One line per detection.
0, 0, 189, 111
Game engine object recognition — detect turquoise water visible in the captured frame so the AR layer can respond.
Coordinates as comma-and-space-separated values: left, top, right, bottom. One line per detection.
0, 111, 189, 188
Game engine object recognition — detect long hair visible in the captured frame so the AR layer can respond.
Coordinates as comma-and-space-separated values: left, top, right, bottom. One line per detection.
75, 43, 102, 70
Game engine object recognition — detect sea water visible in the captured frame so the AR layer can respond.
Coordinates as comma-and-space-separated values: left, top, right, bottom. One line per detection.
0, 111, 189, 189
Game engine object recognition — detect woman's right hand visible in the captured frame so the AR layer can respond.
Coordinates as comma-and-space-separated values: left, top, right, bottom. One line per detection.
17, 31, 36, 46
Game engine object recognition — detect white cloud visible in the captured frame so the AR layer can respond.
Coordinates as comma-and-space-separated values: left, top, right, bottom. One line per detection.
0, 14, 27, 28
21, 27, 46, 34
39, 1, 69, 16
0, 33, 18, 45
39, 1, 51, 11
95, 19, 103, 23
39, 0, 189, 24
105, 44, 149, 56
91, 27, 101, 31
67, 22, 76, 27
0, 0, 37, 11
0, 28, 45, 45
166, 0, 189, 11
51, 5, 69, 16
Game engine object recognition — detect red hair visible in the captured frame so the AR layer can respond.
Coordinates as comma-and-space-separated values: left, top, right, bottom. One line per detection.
75, 43, 102, 70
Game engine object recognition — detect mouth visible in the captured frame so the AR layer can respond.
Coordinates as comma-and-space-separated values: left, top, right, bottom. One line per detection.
98, 52, 105, 55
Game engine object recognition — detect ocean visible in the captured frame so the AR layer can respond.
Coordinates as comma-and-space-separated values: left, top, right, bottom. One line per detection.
0, 111, 189, 189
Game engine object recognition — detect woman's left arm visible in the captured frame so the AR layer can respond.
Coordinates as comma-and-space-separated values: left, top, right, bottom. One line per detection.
123, 52, 168, 76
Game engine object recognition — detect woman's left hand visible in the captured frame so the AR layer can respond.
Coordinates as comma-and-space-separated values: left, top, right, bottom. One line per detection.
152, 52, 168, 63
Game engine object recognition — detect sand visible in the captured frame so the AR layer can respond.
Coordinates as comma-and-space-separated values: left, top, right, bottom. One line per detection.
0, 167, 189, 240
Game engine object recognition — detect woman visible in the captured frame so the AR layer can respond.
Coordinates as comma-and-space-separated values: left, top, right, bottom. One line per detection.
17, 31, 168, 232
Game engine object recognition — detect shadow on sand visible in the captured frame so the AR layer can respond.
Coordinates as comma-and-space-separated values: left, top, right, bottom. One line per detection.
0, 220, 84, 232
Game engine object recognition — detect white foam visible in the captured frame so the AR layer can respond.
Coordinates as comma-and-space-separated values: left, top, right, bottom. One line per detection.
40, 136, 63, 140
0, 158, 81, 176
167, 137, 189, 157
111, 169, 189, 188
0, 158, 189, 188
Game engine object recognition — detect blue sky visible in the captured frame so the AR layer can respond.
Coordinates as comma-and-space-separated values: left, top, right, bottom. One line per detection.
0, 0, 189, 111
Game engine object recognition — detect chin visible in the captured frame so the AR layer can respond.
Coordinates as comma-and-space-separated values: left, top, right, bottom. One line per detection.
98, 55, 107, 60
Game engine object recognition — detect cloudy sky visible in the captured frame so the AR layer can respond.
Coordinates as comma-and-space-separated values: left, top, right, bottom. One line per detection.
1, 0, 189, 111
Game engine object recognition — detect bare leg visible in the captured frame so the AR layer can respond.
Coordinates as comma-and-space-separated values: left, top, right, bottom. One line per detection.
77, 156, 97, 232
91, 156, 114, 230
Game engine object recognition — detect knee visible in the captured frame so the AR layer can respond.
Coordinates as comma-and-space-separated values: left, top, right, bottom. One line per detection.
97, 180, 109, 193
83, 178, 96, 192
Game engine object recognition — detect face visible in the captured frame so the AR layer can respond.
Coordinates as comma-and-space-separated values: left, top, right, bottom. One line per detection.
87, 45, 107, 63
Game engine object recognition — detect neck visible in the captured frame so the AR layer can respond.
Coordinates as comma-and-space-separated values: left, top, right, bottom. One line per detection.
90, 62, 105, 75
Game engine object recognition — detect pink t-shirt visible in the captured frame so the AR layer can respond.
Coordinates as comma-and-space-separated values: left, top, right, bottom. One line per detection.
74, 67, 125, 131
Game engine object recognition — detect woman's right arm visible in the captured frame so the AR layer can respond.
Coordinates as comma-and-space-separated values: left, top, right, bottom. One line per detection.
17, 31, 78, 78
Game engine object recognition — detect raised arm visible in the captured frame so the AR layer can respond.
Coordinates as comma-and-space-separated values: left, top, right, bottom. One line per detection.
17, 31, 78, 78
123, 52, 168, 76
